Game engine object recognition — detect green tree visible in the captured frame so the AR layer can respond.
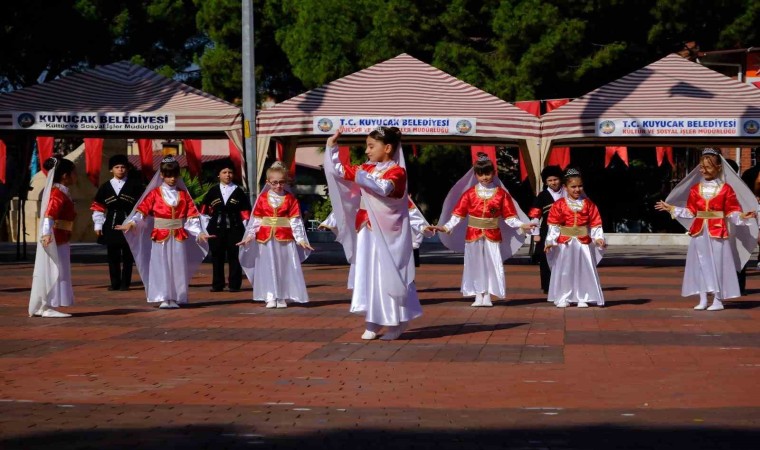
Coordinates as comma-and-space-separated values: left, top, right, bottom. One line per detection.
0, 0, 205, 90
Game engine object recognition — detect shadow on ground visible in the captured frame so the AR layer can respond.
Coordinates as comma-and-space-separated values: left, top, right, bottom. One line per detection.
2, 425, 757, 449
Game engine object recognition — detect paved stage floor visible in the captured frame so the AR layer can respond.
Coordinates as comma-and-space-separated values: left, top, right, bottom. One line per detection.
0, 245, 758, 448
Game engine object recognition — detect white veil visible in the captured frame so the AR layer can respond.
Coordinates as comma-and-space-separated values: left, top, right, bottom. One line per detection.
438, 168, 529, 261
324, 144, 414, 296
665, 153, 758, 269
28, 161, 61, 316
239, 184, 311, 285
122, 165, 209, 299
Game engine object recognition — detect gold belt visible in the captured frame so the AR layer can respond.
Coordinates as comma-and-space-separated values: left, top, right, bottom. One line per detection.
153, 218, 184, 229
696, 211, 724, 219
53, 220, 73, 231
468, 216, 499, 229
261, 217, 291, 227
559, 226, 588, 237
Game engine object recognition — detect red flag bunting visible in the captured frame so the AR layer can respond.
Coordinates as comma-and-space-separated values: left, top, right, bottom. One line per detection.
0, 139, 6, 184
84, 138, 104, 187
36, 137, 54, 174
412, 144, 419, 158
183, 139, 202, 178
338, 146, 351, 166
137, 139, 154, 179
544, 100, 571, 169
656, 146, 674, 168
471, 146, 498, 174
228, 140, 244, 182
605, 146, 629, 167
514, 101, 541, 118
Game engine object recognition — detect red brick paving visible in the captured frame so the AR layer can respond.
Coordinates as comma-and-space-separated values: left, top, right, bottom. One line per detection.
0, 260, 759, 448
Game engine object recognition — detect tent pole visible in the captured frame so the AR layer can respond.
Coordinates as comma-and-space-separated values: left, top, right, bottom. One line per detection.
242, 0, 258, 204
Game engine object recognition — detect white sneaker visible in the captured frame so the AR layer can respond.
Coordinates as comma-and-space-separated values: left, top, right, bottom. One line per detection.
694, 302, 708, 310
471, 293, 484, 307
481, 294, 493, 307
32, 307, 45, 317
167, 300, 180, 309
577, 302, 589, 308
555, 300, 569, 308
361, 330, 378, 340
276, 299, 288, 309
41, 308, 71, 318
707, 300, 724, 311
159, 301, 171, 309
265, 300, 277, 309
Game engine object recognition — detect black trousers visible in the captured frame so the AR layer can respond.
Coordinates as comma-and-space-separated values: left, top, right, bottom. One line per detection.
210, 230, 244, 290
534, 239, 551, 292
107, 243, 134, 289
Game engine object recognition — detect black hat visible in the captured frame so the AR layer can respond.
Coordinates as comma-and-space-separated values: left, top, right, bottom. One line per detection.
540, 165, 563, 183
109, 154, 129, 169
216, 158, 236, 174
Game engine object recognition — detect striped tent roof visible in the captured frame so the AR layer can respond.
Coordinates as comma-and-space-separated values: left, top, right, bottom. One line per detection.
541, 53, 760, 142
0, 61, 241, 134
256, 53, 540, 145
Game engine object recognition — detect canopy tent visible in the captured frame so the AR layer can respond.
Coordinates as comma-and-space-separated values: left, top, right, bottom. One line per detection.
255, 53, 542, 190
538, 53, 760, 188
0, 61, 245, 182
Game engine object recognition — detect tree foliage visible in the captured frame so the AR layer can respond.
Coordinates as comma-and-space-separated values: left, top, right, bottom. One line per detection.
0, 0, 205, 90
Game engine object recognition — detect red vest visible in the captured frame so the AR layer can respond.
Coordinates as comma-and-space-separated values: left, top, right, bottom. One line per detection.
451, 186, 518, 243
546, 198, 602, 245
253, 192, 301, 243
347, 163, 407, 232
136, 187, 200, 242
686, 183, 742, 238
46, 186, 76, 244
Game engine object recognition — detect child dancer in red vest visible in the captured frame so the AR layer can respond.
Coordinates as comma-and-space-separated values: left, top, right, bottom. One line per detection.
116, 157, 210, 308
431, 154, 534, 306
656, 148, 756, 311
544, 168, 606, 308
238, 161, 313, 308
324, 127, 420, 341
29, 156, 78, 318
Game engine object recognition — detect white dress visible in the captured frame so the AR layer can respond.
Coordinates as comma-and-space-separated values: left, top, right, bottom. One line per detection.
673, 179, 747, 300
545, 198, 605, 305
127, 184, 204, 304
40, 184, 75, 308
326, 148, 422, 328
243, 191, 310, 303
440, 184, 525, 298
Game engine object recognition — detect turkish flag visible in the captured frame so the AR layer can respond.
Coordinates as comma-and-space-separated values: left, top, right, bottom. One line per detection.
137, 139, 154, 179
0, 139, 6, 184
84, 138, 104, 186
656, 146, 674, 168
605, 146, 629, 167
545, 100, 571, 169
36, 137, 54, 174
183, 139, 202, 178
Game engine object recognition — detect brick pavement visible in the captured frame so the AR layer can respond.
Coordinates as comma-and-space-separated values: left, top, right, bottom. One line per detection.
0, 256, 759, 449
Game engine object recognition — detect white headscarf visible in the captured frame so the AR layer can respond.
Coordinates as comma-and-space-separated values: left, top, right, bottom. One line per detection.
665, 149, 758, 269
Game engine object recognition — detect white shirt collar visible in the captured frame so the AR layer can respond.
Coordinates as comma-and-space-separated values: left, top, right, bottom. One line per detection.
220, 182, 236, 190
161, 182, 177, 191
